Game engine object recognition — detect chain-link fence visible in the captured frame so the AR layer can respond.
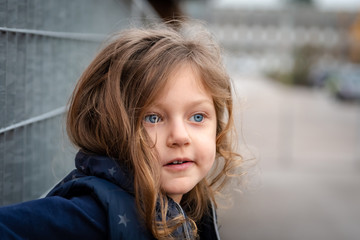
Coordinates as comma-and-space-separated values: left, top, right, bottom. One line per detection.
0, 0, 158, 206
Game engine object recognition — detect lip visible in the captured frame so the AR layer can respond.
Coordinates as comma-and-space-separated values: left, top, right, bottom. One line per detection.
163, 158, 194, 171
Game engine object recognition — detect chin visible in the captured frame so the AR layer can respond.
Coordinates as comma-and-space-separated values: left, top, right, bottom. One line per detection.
164, 185, 196, 197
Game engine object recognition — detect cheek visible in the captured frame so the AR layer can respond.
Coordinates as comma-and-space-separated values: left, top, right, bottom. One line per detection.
195, 131, 217, 164
144, 126, 160, 144
203, 122, 217, 154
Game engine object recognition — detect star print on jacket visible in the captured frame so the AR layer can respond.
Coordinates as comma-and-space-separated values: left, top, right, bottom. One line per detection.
108, 167, 117, 176
118, 214, 130, 227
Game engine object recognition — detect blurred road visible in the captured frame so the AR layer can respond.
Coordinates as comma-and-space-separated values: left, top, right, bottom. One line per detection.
218, 76, 360, 240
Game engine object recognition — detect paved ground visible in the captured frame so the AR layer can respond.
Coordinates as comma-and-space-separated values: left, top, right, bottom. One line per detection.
217, 75, 360, 240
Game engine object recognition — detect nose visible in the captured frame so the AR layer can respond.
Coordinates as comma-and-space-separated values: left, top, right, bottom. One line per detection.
166, 119, 190, 148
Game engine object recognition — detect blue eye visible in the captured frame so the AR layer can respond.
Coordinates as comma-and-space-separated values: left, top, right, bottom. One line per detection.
190, 113, 204, 122
144, 114, 161, 123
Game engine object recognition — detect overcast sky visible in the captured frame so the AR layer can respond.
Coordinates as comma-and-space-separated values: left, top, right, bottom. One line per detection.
213, 0, 360, 11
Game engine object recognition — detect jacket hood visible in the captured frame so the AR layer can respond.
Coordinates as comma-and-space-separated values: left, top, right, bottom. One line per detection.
75, 151, 134, 194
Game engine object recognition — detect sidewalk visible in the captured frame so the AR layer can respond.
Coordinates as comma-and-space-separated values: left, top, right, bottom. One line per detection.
218, 76, 360, 240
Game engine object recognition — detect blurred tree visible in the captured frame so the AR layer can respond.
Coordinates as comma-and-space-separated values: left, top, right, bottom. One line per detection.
266, 44, 319, 86
147, 0, 184, 23
349, 13, 360, 63
291, 45, 318, 86
285, 0, 314, 6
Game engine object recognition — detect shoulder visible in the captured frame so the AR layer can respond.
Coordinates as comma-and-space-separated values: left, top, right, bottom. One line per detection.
48, 175, 136, 212
49, 175, 154, 239
0, 195, 107, 239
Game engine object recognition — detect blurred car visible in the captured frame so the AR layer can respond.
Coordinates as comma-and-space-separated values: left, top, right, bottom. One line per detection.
308, 63, 338, 88
326, 67, 360, 101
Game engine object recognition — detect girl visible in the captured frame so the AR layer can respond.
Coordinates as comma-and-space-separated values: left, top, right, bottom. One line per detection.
0, 22, 242, 239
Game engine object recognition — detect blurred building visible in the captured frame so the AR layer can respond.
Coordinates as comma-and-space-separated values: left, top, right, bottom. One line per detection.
183, 1, 359, 75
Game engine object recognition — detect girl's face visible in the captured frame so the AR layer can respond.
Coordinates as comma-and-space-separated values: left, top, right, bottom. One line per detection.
143, 64, 217, 203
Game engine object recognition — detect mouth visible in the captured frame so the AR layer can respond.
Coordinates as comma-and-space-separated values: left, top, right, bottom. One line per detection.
165, 158, 193, 166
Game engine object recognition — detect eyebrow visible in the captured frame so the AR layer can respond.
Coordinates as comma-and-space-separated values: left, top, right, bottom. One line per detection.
152, 98, 214, 109
190, 99, 214, 107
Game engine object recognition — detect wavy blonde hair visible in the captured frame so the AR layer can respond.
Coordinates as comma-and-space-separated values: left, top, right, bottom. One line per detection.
66, 21, 242, 239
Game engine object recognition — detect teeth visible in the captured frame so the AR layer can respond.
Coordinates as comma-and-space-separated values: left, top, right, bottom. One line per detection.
172, 161, 183, 164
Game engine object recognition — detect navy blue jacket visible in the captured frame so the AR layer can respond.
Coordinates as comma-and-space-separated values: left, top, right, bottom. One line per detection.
0, 151, 221, 239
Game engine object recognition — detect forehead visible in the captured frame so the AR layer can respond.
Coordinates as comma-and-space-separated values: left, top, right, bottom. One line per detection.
155, 63, 212, 103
